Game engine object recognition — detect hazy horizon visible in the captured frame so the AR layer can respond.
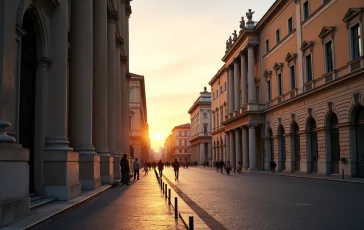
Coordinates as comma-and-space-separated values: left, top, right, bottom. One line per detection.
129, 0, 276, 151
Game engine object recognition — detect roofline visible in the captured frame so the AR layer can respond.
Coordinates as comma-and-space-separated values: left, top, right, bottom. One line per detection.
208, 64, 226, 86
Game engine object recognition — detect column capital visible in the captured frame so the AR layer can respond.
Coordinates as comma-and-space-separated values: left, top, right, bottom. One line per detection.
240, 50, 246, 57
108, 10, 119, 23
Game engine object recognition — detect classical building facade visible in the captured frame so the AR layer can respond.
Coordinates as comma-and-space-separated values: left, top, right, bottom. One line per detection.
129, 73, 149, 165
172, 124, 191, 162
164, 134, 173, 161
210, 0, 364, 178
188, 87, 212, 164
0, 0, 133, 227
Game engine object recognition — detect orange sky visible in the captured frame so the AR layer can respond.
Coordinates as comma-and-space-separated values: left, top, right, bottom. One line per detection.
129, 0, 275, 151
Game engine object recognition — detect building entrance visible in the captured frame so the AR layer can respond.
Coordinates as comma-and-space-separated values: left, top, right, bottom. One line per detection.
19, 11, 37, 193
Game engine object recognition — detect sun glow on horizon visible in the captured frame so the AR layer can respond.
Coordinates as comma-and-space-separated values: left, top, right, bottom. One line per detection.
153, 132, 162, 141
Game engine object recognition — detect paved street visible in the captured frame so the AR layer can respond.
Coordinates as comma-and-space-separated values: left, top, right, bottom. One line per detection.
163, 167, 364, 230
40, 172, 186, 230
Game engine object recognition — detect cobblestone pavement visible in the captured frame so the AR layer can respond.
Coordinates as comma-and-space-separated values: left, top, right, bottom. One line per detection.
163, 166, 364, 230
41, 172, 186, 230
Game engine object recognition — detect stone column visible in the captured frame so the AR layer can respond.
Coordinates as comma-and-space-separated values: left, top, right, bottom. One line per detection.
242, 126, 249, 169
93, 0, 114, 184
107, 10, 122, 182
248, 125, 256, 170
228, 66, 234, 115
208, 142, 212, 166
247, 45, 256, 103
233, 59, 240, 113
200, 143, 205, 164
45, 0, 80, 199
70, 0, 101, 190
235, 128, 242, 168
229, 130, 235, 167
240, 52, 247, 106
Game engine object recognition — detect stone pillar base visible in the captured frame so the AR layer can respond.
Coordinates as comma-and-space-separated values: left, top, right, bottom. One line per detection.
100, 155, 114, 184
0, 143, 30, 227
112, 155, 121, 183
79, 154, 101, 190
44, 151, 81, 200
318, 159, 327, 175
300, 161, 309, 173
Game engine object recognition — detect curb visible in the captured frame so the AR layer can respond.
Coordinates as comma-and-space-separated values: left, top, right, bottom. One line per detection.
251, 171, 364, 185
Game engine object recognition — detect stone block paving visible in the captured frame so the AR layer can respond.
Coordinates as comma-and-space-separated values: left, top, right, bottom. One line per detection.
163, 167, 364, 230
41, 173, 186, 230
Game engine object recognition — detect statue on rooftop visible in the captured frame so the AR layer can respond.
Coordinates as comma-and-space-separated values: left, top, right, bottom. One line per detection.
228, 36, 233, 47
240, 16, 246, 33
226, 39, 229, 50
246, 9, 255, 22
232, 30, 238, 41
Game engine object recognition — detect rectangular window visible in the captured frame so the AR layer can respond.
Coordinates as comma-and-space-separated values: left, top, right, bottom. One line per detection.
277, 73, 282, 96
276, 29, 280, 44
306, 54, 313, 81
322, 0, 328, 4
128, 91, 132, 102
179, 139, 182, 146
303, 1, 310, 20
224, 82, 227, 91
325, 41, 333, 72
129, 116, 132, 131
179, 149, 182, 153
267, 80, 271, 100
184, 140, 187, 145
220, 110, 223, 122
288, 17, 293, 33
204, 125, 207, 134
290, 65, 296, 89
179, 131, 182, 136
351, 24, 362, 60
220, 86, 222, 94
216, 90, 218, 97
265, 39, 269, 53
184, 131, 187, 136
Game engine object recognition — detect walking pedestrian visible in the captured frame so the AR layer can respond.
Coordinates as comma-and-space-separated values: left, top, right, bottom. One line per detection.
216, 161, 220, 172
144, 162, 149, 175
157, 160, 164, 177
133, 158, 140, 180
172, 158, 180, 180
225, 161, 232, 175
270, 160, 277, 173
120, 154, 130, 185
219, 160, 224, 174
237, 161, 242, 174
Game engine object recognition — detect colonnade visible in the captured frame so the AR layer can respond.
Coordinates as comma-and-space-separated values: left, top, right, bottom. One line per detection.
226, 45, 257, 117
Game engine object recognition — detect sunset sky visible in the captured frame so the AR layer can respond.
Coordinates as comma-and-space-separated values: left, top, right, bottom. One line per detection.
129, 0, 275, 151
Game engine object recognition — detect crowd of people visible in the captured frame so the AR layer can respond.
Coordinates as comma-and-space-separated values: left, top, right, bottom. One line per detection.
119, 156, 278, 185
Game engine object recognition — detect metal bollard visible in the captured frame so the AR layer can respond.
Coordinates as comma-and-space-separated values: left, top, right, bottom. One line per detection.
165, 184, 167, 198
162, 182, 164, 192
189, 216, 194, 230
342, 169, 344, 179
174, 197, 178, 219
168, 189, 171, 205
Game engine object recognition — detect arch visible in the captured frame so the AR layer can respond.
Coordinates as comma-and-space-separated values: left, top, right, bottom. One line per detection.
267, 127, 274, 170
16, 1, 49, 58
306, 117, 318, 173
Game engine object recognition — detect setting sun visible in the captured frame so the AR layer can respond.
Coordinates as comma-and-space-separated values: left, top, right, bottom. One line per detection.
153, 132, 162, 140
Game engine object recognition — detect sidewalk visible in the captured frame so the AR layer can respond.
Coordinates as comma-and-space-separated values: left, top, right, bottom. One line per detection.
193, 166, 364, 184
3, 172, 186, 230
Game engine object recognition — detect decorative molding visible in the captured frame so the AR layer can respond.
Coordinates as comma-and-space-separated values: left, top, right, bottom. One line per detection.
285, 52, 297, 63
343, 8, 364, 23
15, 24, 26, 40
318, 26, 336, 39
273, 62, 284, 71
300, 41, 314, 52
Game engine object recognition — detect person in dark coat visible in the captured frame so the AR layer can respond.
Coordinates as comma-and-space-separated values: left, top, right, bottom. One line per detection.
270, 160, 277, 173
172, 158, 180, 180
219, 160, 224, 174
157, 160, 164, 177
120, 154, 130, 185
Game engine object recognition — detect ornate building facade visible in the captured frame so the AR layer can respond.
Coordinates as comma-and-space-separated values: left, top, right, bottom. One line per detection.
129, 73, 149, 165
0, 0, 133, 227
210, 0, 364, 178
172, 124, 191, 162
188, 87, 212, 164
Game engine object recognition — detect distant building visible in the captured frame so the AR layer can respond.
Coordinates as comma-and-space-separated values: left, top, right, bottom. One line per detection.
172, 124, 191, 162
188, 87, 212, 164
129, 73, 149, 165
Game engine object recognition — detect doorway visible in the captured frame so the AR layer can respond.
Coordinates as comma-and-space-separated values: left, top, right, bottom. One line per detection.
308, 118, 318, 172
19, 11, 37, 193
278, 125, 286, 171
329, 114, 340, 174
292, 123, 300, 171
